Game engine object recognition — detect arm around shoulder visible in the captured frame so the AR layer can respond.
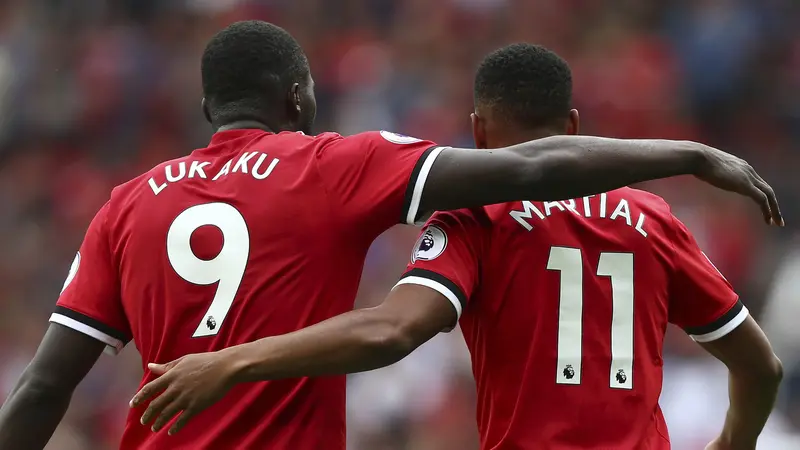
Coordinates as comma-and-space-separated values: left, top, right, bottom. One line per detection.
419, 136, 781, 226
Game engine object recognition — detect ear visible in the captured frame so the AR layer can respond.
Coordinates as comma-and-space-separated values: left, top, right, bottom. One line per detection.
471, 112, 488, 149
567, 109, 580, 135
201, 98, 212, 124
288, 83, 302, 116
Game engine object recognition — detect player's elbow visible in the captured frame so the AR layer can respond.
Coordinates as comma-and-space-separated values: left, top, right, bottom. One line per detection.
359, 318, 419, 364
759, 355, 784, 384
732, 353, 783, 386
371, 325, 418, 362
12, 369, 70, 402
510, 142, 578, 199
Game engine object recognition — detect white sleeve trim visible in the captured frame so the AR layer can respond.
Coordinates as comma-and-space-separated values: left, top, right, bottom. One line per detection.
690, 305, 749, 343
405, 147, 447, 226
49, 313, 124, 355
394, 275, 463, 319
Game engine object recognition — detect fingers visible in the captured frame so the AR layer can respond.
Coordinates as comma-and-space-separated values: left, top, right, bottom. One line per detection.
150, 395, 186, 433
168, 408, 200, 436
130, 375, 171, 408
752, 174, 783, 226
130, 375, 177, 408
148, 363, 169, 375
130, 360, 183, 407
129, 358, 200, 436
149, 356, 183, 375
740, 162, 783, 227
747, 175, 782, 227
139, 386, 178, 426
753, 187, 773, 225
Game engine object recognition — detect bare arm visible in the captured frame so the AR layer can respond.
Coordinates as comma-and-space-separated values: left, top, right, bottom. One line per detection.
699, 316, 783, 450
231, 285, 452, 380
0, 324, 105, 449
131, 285, 452, 435
422, 137, 782, 225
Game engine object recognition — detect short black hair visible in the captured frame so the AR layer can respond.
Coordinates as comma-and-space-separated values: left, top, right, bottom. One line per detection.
201, 21, 310, 123
474, 43, 572, 128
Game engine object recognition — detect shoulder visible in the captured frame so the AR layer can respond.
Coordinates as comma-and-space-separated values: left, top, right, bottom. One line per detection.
424, 208, 492, 247
430, 207, 492, 228
323, 130, 426, 145
315, 130, 433, 153
110, 156, 190, 199
613, 188, 694, 249
287, 130, 342, 144
103, 155, 196, 226
413, 208, 488, 263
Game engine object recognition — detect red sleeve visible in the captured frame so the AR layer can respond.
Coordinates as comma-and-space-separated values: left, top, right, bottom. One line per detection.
393, 209, 485, 327
315, 131, 445, 234
666, 214, 747, 343
49, 201, 131, 354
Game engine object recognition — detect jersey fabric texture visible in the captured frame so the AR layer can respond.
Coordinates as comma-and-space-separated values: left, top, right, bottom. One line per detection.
396, 188, 745, 450
52, 129, 445, 450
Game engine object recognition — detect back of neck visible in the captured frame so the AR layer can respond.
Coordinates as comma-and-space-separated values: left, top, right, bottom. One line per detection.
491, 127, 560, 148
215, 120, 275, 133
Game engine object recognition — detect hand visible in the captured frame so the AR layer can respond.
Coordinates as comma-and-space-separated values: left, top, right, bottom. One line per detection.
129, 350, 241, 435
694, 144, 783, 226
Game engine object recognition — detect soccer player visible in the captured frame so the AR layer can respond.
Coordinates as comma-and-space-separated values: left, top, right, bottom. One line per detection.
132, 44, 784, 450
0, 21, 780, 450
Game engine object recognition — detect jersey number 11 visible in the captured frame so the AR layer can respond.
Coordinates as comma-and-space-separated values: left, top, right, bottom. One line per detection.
547, 246, 634, 390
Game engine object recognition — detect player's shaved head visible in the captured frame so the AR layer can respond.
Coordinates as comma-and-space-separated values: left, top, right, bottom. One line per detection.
201, 20, 316, 133
472, 44, 578, 149
475, 43, 572, 128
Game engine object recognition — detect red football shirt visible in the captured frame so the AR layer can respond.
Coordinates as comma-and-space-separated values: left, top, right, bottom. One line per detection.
397, 188, 746, 450
51, 129, 446, 450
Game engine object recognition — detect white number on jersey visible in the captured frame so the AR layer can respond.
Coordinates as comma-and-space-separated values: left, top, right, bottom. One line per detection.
167, 202, 250, 337
547, 246, 634, 389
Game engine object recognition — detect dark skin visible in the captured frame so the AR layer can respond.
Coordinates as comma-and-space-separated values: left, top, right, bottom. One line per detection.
0, 325, 106, 449
0, 72, 784, 448
131, 108, 782, 450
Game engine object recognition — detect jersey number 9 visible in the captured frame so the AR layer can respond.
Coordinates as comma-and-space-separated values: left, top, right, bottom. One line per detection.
167, 202, 250, 337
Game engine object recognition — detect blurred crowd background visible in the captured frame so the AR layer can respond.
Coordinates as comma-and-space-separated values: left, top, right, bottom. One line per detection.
1, 0, 799, 448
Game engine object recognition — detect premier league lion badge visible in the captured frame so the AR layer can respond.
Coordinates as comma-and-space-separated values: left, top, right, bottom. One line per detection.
411, 225, 447, 263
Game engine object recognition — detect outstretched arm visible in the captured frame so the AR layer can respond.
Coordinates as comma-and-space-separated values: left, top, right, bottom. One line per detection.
0, 324, 105, 449
131, 284, 453, 436
422, 137, 782, 225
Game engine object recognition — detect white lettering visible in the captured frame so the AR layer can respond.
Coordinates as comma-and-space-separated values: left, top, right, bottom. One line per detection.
635, 213, 647, 237
543, 201, 565, 216
232, 152, 258, 174
599, 193, 608, 218
510, 201, 545, 231
189, 161, 210, 179
582, 195, 594, 217
165, 162, 186, 183
510, 195, 649, 238
561, 199, 581, 216
148, 177, 167, 196
252, 154, 279, 180
212, 159, 233, 181
148, 156, 278, 195
609, 199, 632, 226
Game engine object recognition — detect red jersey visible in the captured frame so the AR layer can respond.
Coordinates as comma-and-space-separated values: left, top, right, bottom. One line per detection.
51, 129, 445, 450
397, 188, 746, 450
